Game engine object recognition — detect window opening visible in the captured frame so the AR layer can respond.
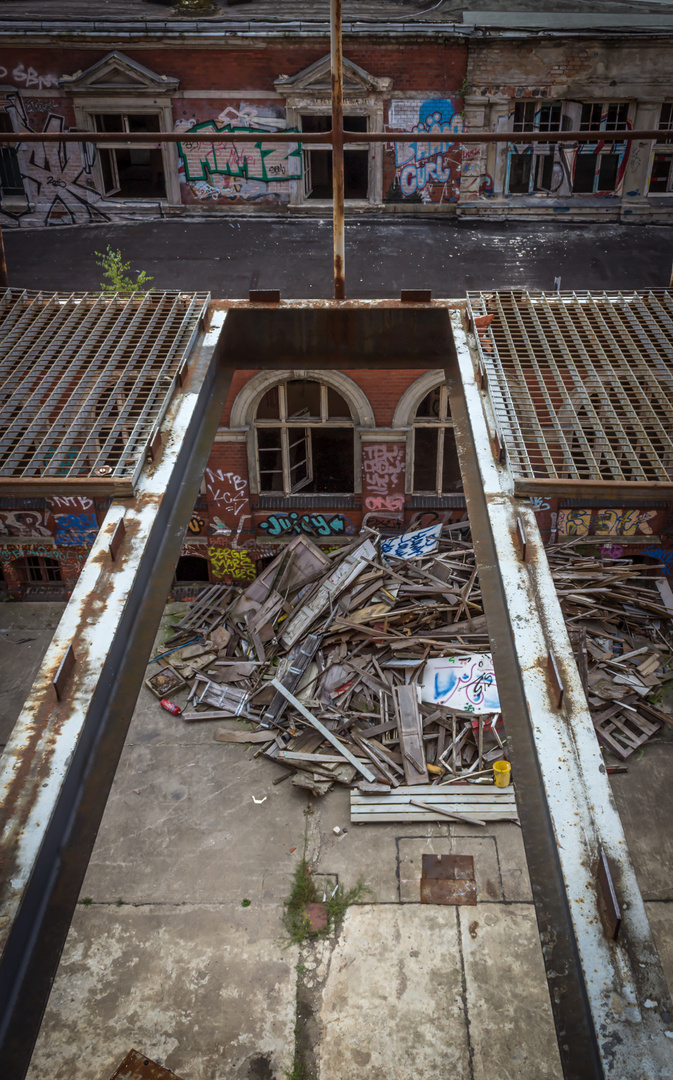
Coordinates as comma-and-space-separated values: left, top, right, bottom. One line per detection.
254, 379, 354, 495
412, 385, 463, 495
507, 102, 561, 195
21, 556, 62, 584
0, 112, 26, 200
572, 102, 629, 194
94, 113, 166, 199
175, 555, 210, 583
301, 114, 369, 200
649, 104, 673, 193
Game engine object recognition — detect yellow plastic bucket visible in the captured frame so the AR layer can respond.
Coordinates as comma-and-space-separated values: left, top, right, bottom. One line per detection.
493, 761, 511, 788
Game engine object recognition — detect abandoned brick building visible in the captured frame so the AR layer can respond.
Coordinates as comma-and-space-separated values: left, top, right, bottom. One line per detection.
0, 1, 672, 226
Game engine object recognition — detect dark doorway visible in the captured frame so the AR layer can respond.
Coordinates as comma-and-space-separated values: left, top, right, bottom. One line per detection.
175, 554, 210, 582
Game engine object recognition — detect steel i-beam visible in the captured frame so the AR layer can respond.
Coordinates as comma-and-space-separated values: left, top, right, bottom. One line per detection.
448, 308, 673, 1079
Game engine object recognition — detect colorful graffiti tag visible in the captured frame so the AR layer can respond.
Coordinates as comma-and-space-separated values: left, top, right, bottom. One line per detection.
176, 106, 301, 202
208, 545, 257, 582
53, 512, 98, 546
388, 98, 463, 203
558, 508, 657, 538
0, 511, 51, 538
258, 512, 353, 538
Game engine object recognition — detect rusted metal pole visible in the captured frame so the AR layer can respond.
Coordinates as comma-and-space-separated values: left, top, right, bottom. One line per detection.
0, 222, 8, 289
330, 0, 345, 300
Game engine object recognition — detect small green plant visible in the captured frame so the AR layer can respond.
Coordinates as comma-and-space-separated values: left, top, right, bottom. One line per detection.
95, 246, 154, 295
172, 0, 218, 15
296, 963, 306, 975
116, 897, 125, 907
79, 897, 93, 906
282, 858, 369, 945
284, 1058, 307, 1080
241, 898, 251, 908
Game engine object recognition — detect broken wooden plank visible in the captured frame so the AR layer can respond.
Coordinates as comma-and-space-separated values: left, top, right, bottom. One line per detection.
395, 683, 428, 785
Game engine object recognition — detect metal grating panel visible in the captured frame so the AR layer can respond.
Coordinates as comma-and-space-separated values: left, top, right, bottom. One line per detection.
0, 288, 210, 489
466, 289, 673, 484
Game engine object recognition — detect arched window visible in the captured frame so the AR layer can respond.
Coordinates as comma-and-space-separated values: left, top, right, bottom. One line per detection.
175, 554, 210, 583
412, 385, 462, 495
254, 378, 355, 495
17, 555, 63, 584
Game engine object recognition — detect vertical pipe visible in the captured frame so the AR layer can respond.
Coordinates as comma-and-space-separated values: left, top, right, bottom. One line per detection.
330, 0, 345, 300
0, 222, 8, 289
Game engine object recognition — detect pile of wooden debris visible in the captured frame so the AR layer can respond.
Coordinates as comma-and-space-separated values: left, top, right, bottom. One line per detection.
149, 524, 515, 824
549, 544, 673, 760
148, 524, 673, 822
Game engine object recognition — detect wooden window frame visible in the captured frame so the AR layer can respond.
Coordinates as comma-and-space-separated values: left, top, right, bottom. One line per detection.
254, 380, 355, 496
411, 384, 458, 496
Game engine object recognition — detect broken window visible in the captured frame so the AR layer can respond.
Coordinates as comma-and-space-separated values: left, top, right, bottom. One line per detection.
19, 555, 62, 584
93, 113, 166, 199
254, 379, 354, 495
572, 102, 630, 194
412, 385, 463, 495
649, 104, 673, 193
301, 114, 369, 200
507, 101, 562, 195
0, 112, 26, 203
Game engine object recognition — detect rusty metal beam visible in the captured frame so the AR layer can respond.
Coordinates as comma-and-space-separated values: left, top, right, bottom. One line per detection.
448, 308, 673, 1080
0, 311, 233, 1080
0, 130, 664, 145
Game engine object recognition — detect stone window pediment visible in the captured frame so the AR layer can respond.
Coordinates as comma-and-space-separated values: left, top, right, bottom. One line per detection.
275, 55, 391, 98
59, 51, 179, 96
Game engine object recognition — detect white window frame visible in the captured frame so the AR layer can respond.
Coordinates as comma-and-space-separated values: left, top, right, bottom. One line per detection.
74, 99, 180, 205
411, 384, 461, 496
507, 100, 563, 196
648, 103, 673, 195
572, 101, 631, 195
254, 380, 356, 497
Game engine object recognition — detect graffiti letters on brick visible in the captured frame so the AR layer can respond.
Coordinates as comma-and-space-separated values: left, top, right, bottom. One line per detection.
208, 545, 257, 582
0, 89, 109, 228
382, 523, 441, 561
362, 443, 404, 498
0, 544, 67, 564
558, 508, 657, 538
258, 512, 354, 538
0, 510, 51, 539
176, 106, 301, 203
53, 512, 98, 547
387, 99, 463, 204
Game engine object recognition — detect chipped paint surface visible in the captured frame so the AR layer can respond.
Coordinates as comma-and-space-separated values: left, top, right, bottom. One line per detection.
0, 310, 226, 958
452, 308, 673, 1075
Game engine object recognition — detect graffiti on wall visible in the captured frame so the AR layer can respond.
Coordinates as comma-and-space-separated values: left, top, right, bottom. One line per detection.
0, 90, 109, 227
0, 511, 51, 538
204, 467, 251, 544
0, 62, 59, 90
558, 508, 658, 538
362, 443, 404, 501
642, 546, 673, 570
258, 512, 353, 538
387, 99, 463, 203
176, 106, 301, 203
49, 495, 94, 511
0, 544, 78, 564
208, 545, 257, 582
53, 512, 98, 546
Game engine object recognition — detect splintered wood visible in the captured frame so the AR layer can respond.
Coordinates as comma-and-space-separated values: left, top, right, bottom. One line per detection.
151, 525, 673, 818
548, 543, 673, 760
151, 526, 515, 820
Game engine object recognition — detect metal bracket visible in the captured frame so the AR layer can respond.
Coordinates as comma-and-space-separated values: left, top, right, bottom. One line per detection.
109, 518, 126, 562
547, 648, 564, 709
52, 645, 76, 703
598, 849, 622, 941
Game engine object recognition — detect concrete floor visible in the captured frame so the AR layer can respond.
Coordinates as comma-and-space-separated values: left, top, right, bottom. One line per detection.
0, 602, 670, 1080
0, 601, 66, 756
4, 217, 672, 298
24, 606, 564, 1080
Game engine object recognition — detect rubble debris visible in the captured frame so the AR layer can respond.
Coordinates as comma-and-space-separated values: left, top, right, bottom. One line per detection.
145, 665, 186, 699
148, 526, 672, 809
548, 543, 673, 760
150, 528, 513, 807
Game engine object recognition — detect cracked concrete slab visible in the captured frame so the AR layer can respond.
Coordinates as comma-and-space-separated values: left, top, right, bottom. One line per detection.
26, 903, 297, 1080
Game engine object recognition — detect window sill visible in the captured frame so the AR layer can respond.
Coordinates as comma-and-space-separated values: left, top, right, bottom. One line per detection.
253, 494, 357, 509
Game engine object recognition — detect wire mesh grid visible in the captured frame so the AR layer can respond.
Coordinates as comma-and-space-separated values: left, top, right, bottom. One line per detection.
466, 289, 673, 484
0, 288, 209, 486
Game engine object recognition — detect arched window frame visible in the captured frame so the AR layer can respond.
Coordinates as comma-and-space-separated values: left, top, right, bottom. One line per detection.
228, 369, 375, 498
392, 371, 462, 496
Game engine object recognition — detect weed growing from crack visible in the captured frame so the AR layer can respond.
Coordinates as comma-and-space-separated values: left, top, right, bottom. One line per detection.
284, 1057, 307, 1080
79, 897, 93, 906
282, 858, 370, 945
